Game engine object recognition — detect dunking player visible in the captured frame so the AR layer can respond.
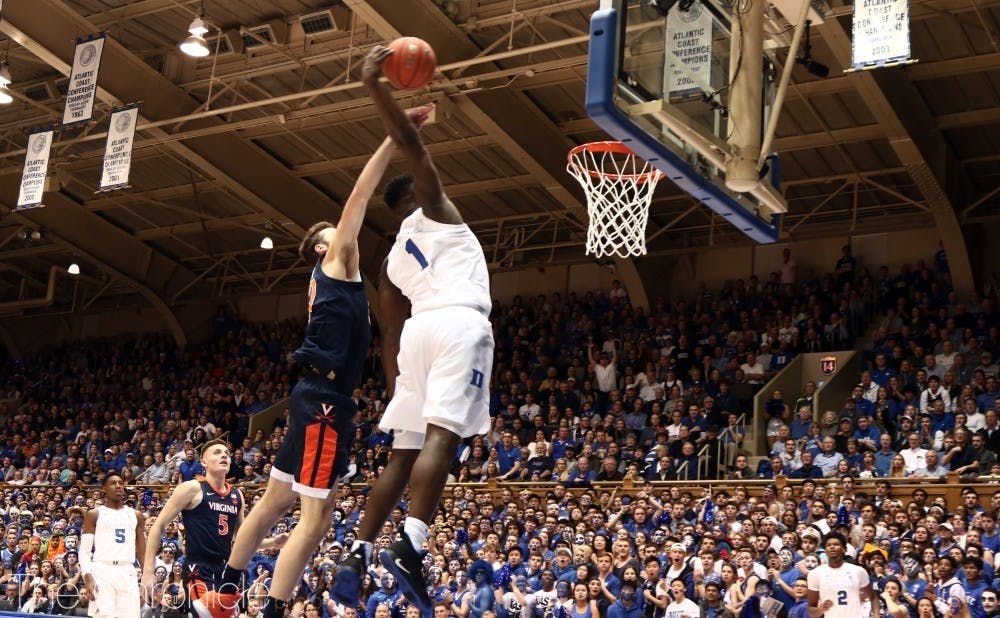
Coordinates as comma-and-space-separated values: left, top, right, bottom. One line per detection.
332, 46, 494, 615
141, 440, 288, 618
79, 472, 147, 618
220, 105, 434, 618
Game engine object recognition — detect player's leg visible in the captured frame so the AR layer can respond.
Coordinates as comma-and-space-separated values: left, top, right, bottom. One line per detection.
332, 442, 419, 606
264, 487, 340, 618
90, 563, 117, 618
379, 424, 457, 616
227, 477, 296, 572
380, 311, 491, 615
227, 381, 313, 574
113, 565, 142, 618
267, 390, 356, 617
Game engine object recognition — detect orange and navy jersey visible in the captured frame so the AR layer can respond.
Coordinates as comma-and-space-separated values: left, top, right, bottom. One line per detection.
181, 480, 242, 565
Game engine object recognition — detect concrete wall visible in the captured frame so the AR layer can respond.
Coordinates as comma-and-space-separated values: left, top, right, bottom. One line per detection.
490, 263, 618, 302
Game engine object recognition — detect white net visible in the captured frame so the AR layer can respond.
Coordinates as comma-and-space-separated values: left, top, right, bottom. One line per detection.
567, 142, 663, 259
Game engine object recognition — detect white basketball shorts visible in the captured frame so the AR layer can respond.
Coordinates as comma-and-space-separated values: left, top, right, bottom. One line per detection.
90, 561, 140, 618
380, 306, 494, 443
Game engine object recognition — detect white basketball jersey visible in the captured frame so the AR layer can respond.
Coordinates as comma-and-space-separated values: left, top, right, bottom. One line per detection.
386, 208, 491, 316
807, 562, 870, 618
92, 505, 137, 563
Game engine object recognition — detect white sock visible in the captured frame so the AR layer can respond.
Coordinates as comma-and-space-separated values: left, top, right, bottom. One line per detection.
351, 539, 374, 564
404, 517, 429, 549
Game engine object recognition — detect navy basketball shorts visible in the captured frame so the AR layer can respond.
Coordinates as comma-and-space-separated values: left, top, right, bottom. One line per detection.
272, 375, 355, 499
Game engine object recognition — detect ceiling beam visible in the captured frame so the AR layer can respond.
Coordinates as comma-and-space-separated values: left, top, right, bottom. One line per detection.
937, 107, 1000, 130
774, 124, 885, 151
290, 137, 493, 178
86, 181, 222, 211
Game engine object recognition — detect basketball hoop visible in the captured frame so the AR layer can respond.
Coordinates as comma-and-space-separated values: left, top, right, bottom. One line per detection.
567, 141, 663, 259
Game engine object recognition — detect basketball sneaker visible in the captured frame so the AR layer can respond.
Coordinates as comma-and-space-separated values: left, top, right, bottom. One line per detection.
331, 548, 367, 606
379, 536, 432, 615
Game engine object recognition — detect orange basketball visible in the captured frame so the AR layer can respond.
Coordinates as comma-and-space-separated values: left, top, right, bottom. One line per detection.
382, 37, 437, 90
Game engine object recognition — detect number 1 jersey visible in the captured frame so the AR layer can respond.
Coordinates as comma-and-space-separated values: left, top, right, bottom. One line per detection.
386, 208, 491, 317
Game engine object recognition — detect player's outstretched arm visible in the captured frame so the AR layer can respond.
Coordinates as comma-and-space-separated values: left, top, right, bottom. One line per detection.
377, 257, 411, 398
327, 137, 395, 263
328, 105, 435, 264
361, 46, 462, 225
140, 481, 198, 592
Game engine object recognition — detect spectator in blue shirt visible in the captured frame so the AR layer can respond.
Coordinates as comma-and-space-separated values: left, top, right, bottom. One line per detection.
789, 405, 814, 440
496, 431, 522, 476
854, 415, 881, 451
178, 448, 204, 481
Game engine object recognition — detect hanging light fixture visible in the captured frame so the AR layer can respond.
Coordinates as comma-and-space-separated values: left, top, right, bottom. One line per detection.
0, 61, 13, 105
260, 236, 274, 250
67, 262, 80, 275
180, 3, 211, 58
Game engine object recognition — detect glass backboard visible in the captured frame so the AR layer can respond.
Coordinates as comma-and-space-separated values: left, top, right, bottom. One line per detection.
586, 0, 786, 242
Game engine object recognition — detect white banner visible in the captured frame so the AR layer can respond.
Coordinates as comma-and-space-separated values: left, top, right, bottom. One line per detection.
665, 1, 715, 96
852, 0, 910, 69
62, 34, 105, 125
17, 130, 54, 209
100, 106, 139, 191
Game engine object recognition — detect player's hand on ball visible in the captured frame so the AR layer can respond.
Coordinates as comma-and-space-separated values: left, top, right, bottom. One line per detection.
362, 45, 393, 84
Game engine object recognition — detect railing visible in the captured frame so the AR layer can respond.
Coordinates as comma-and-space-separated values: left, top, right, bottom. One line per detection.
13, 476, 994, 511
711, 413, 747, 479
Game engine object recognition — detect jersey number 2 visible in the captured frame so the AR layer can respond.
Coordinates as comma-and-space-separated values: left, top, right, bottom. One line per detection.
218, 514, 229, 536
837, 591, 848, 605
405, 239, 429, 270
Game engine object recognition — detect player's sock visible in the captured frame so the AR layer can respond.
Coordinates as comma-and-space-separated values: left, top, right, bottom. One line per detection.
351, 539, 374, 564
220, 564, 243, 588
263, 597, 287, 618
403, 517, 429, 549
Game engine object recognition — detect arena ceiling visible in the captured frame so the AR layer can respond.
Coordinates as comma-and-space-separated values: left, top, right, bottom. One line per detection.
0, 0, 997, 316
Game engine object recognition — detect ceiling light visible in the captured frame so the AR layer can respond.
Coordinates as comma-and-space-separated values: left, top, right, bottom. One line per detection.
180, 17, 211, 57
0, 63, 13, 105
67, 262, 80, 275
30, 230, 41, 241
260, 236, 274, 250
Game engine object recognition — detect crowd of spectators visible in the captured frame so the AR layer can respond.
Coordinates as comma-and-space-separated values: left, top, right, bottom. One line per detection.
0, 245, 998, 618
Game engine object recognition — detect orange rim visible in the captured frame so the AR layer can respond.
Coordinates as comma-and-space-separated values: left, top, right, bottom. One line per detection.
567, 141, 664, 183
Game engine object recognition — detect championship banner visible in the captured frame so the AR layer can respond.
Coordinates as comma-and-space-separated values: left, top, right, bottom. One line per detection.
851, 0, 911, 69
17, 129, 54, 209
62, 33, 105, 125
99, 105, 139, 191
665, 0, 715, 97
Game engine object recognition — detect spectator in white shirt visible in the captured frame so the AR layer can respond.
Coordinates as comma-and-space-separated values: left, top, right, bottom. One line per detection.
920, 376, 951, 414
936, 341, 957, 372
899, 432, 929, 475
740, 353, 766, 387
589, 340, 618, 393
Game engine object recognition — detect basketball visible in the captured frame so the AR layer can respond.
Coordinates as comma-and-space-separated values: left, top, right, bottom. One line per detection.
382, 37, 437, 90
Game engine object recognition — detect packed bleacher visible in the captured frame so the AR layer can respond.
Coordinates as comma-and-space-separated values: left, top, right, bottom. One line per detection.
2, 246, 1000, 617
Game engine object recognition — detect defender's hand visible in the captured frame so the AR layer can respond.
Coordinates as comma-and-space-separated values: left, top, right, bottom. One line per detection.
407, 103, 435, 129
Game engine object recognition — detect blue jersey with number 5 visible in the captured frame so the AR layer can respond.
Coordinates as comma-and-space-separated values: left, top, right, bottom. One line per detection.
386, 208, 491, 317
